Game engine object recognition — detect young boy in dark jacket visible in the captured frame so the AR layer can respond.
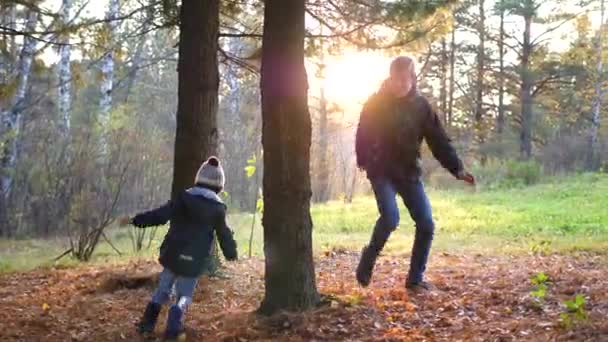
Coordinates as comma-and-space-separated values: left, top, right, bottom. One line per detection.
125, 156, 237, 339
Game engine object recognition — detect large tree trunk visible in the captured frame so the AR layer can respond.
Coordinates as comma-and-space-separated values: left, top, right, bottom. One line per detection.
171, 0, 219, 198
497, 1, 506, 135
448, 26, 457, 128
258, 0, 319, 315
475, 0, 486, 160
99, 0, 119, 151
1, 10, 38, 202
520, 13, 533, 160
586, 0, 605, 170
58, 0, 72, 137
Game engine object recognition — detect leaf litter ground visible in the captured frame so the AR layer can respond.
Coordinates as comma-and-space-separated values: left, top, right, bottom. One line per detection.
0, 251, 606, 341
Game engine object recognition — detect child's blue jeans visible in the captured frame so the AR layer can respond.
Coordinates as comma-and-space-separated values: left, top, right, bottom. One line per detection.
151, 268, 198, 311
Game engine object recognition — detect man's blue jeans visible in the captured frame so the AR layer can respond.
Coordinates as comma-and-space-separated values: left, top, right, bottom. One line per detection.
368, 176, 435, 284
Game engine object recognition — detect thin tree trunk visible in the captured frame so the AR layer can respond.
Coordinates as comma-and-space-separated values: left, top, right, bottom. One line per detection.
1, 10, 38, 203
258, 0, 319, 315
448, 26, 457, 128
586, 0, 605, 170
99, 0, 119, 149
0, 5, 17, 81
124, 7, 153, 102
313, 35, 329, 203
171, 0, 219, 198
497, 2, 506, 135
315, 79, 330, 203
475, 0, 486, 161
439, 38, 448, 125
58, 0, 72, 137
520, 13, 533, 160
345, 163, 358, 203
248, 163, 261, 258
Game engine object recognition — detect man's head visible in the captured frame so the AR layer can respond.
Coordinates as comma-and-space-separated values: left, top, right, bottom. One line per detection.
195, 156, 225, 193
386, 56, 416, 97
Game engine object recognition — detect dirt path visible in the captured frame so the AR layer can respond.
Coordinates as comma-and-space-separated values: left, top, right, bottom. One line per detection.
0, 252, 606, 341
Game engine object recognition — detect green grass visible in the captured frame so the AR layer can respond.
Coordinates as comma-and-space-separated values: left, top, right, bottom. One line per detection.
1, 173, 607, 273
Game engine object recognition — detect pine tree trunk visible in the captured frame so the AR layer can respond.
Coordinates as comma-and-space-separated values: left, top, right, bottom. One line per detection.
99, 0, 119, 149
586, 0, 605, 170
58, 0, 72, 137
520, 13, 533, 160
1, 10, 38, 201
497, 2, 506, 135
448, 26, 457, 128
171, 0, 219, 198
258, 0, 319, 315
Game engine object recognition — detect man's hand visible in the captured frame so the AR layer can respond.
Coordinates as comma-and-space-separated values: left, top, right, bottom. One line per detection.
118, 215, 132, 227
457, 170, 476, 186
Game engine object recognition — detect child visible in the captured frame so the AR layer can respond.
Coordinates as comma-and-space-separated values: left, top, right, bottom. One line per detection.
124, 156, 238, 339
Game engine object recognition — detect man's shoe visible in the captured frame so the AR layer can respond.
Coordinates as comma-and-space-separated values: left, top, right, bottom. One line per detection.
356, 245, 379, 287
405, 281, 435, 292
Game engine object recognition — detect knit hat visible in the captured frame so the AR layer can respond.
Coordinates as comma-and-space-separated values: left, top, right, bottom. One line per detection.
194, 156, 225, 192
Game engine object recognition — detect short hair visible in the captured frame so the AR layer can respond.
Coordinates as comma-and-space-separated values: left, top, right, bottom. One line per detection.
390, 56, 415, 76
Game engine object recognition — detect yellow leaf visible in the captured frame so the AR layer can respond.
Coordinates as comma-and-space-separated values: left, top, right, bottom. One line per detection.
42, 303, 50, 311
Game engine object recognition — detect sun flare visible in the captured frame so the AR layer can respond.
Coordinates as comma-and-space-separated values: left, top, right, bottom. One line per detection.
308, 51, 390, 122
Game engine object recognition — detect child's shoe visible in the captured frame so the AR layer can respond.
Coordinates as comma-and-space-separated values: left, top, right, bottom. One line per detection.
136, 302, 161, 335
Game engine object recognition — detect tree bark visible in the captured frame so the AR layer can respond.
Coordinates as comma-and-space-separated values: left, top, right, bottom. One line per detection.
314, 77, 330, 203
58, 0, 72, 137
586, 0, 605, 170
99, 0, 119, 154
171, 0, 219, 198
258, 0, 319, 315
448, 26, 457, 128
124, 7, 153, 102
440, 38, 448, 126
497, 1, 506, 135
475, 0, 486, 160
520, 13, 533, 160
1, 10, 38, 203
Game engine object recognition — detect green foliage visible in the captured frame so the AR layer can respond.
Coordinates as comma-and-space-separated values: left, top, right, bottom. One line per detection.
529, 239, 552, 255
505, 160, 542, 186
560, 294, 588, 328
530, 271, 549, 301
256, 197, 264, 214
245, 154, 257, 178
2, 174, 608, 271
470, 159, 542, 189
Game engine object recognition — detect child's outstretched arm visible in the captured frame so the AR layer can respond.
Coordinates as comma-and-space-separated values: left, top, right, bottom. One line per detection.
130, 201, 173, 228
215, 213, 238, 261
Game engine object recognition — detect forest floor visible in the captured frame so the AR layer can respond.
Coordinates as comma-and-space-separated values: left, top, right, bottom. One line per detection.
2, 174, 608, 340
1, 250, 607, 341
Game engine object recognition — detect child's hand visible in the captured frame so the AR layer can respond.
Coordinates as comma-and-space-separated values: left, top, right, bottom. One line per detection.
117, 215, 132, 227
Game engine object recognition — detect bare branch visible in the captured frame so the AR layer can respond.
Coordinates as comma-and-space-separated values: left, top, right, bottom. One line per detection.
531, 10, 589, 47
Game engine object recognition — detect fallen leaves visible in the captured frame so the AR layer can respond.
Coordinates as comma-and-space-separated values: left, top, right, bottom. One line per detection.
0, 252, 606, 341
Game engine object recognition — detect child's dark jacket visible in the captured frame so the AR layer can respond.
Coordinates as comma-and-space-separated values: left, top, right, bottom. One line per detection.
132, 186, 237, 277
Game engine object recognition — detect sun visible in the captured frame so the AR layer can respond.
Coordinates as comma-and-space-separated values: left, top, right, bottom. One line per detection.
308, 51, 390, 122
